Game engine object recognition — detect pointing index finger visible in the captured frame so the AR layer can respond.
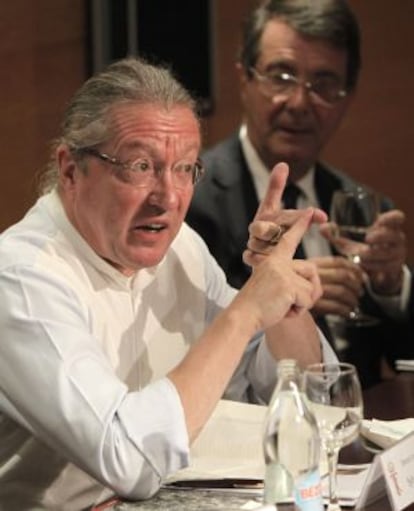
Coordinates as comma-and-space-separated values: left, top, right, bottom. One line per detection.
254, 162, 289, 222
273, 208, 314, 260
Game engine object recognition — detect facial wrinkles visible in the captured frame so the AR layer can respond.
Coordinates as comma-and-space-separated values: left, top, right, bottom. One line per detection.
248, 21, 348, 173
117, 135, 198, 171
83, 105, 200, 274
122, 114, 197, 226
109, 105, 201, 164
106, 105, 199, 215
259, 20, 347, 83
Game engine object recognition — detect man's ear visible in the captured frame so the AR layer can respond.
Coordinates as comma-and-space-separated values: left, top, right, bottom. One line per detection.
236, 62, 249, 87
332, 87, 356, 131
341, 86, 357, 112
236, 62, 250, 102
56, 144, 78, 189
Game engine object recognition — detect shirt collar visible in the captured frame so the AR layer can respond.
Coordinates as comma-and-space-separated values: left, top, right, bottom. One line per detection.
239, 124, 318, 205
45, 190, 158, 289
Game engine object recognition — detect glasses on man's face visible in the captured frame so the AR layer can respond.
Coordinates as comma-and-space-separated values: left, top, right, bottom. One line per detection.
249, 67, 347, 106
75, 147, 205, 189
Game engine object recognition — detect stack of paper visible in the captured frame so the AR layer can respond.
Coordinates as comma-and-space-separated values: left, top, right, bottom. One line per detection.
360, 418, 414, 449
395, 359, 414, 372
167, 399, 267, 485
166, 399, 371, 507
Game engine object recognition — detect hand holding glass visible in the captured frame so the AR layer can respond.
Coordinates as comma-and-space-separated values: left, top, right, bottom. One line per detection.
330, 188, 379, 326
303, 363, 363, 511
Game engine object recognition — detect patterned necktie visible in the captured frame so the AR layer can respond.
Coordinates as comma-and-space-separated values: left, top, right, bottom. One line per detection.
282, 182, 305, 259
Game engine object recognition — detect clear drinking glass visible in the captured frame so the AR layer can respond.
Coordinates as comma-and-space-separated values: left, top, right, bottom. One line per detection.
303, 363, 363, 511
330, 188, 380, 326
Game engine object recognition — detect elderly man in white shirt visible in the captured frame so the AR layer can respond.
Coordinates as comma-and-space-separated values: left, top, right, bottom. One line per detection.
0, 57, 335, 510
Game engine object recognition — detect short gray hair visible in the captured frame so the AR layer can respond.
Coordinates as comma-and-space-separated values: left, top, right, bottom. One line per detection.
240, 0, 361, 91
39, 57, 199, 194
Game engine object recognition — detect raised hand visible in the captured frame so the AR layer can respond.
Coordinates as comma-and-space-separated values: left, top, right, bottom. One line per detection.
308, 255, 364, 318
243, 162, 327, 267
362, 210, 406, 295
237, 207, 323, 330
322, 209, 406, 296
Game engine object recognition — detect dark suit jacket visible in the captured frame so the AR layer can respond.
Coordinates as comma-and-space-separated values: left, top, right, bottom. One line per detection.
186, 132, 414, 388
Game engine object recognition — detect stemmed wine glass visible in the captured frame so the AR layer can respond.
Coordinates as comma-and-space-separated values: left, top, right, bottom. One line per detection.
330, 188, 380, 326
303, 363, 363, 511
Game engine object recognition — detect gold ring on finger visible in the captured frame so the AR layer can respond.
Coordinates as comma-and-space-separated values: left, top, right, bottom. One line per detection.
269, 225, 287, 245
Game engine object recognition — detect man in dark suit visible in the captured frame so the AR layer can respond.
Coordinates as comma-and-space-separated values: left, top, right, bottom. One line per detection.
186, 0, 413, 388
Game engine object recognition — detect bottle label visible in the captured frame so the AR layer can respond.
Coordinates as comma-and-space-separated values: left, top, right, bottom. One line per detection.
294, 469, 323, 511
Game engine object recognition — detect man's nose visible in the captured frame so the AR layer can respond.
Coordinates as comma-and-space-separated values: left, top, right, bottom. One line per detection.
148, 170, 180, 208
276, 82, 312, 111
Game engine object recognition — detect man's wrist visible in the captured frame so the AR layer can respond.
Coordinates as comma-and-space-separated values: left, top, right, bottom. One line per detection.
366, 265, 411, 320
370, 269, 403, 296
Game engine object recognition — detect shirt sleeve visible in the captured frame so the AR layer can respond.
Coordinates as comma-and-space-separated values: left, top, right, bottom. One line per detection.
241, 328, 337, 404
366, 265, 412, 319
194, 231, 338, 404
0, 264, 189, 500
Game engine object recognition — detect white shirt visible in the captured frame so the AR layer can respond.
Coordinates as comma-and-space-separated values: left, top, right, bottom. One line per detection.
239, 125, 411, 318
0, 190, 336, 510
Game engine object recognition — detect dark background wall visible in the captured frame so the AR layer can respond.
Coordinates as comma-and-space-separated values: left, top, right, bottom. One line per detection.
1, 1, 413, 261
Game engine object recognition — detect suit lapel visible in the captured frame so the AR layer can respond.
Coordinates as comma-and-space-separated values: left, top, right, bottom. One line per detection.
210, 135, 259, 251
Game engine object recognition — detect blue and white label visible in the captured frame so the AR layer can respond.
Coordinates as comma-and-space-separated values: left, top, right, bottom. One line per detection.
294, 469, 324, 511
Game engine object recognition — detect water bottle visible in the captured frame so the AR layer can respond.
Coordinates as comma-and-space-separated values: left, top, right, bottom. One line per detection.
263, 359, 323, 511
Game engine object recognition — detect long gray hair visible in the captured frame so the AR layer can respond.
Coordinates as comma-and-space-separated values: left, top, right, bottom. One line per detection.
39, 57, 199, 194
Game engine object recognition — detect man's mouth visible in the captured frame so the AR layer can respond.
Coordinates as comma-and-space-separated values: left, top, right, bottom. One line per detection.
278, 125, 311, 135
135, 223, 166, 233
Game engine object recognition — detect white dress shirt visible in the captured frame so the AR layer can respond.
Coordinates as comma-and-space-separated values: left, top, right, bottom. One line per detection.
0, 190, 336, 510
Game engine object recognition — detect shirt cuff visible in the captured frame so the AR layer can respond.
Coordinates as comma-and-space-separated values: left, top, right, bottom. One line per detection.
367, 265, 412, 319
245, 328, 338, 405
117, 377, 189, 480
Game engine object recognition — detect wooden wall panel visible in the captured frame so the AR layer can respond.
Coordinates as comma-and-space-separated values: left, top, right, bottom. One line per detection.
201, 0, 254, 146
322, 0, 414, 263
0, 0, 86, 230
